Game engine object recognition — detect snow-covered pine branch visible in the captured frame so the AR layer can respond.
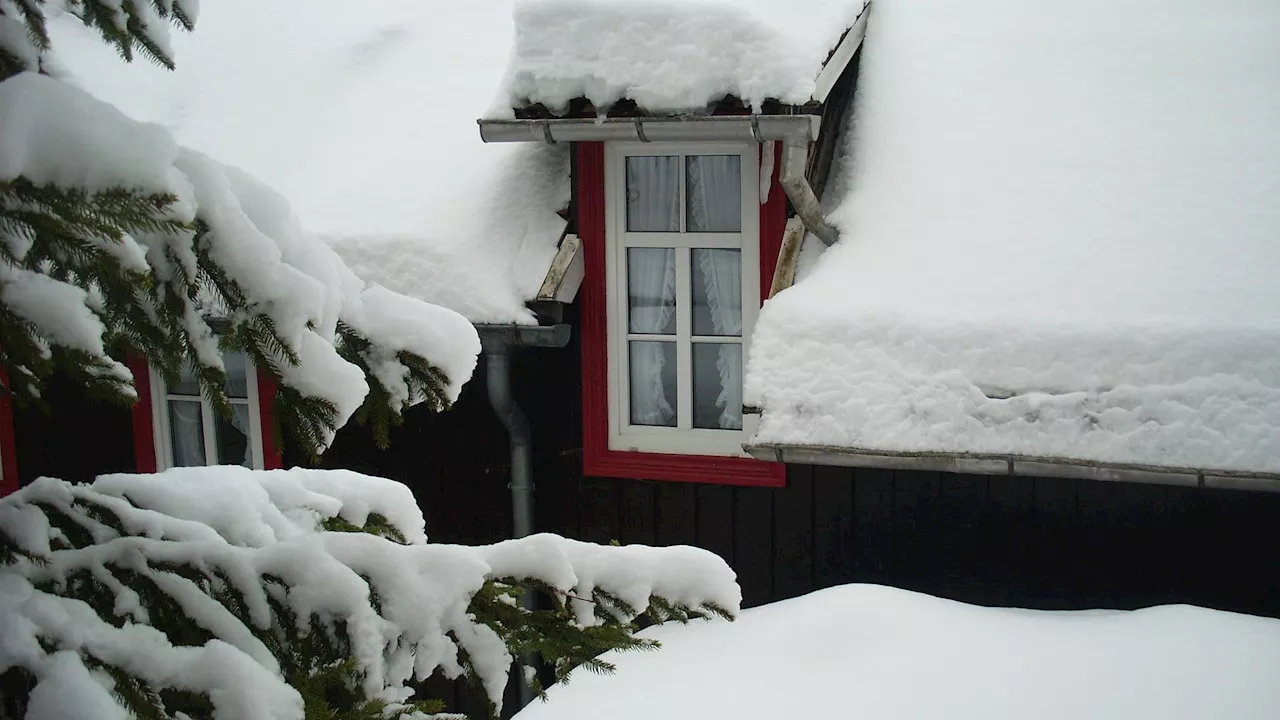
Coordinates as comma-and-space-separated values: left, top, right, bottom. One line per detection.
0, 1, 477, 453
0, 467, 741, 719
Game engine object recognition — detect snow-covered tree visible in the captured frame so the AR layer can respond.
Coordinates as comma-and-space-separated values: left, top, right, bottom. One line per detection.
0, 1, 476, 455
0, 468, 740, 719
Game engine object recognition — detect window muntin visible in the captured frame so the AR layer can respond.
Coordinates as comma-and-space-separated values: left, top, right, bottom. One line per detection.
607, 143, 760, 457
153, 352, 265, 470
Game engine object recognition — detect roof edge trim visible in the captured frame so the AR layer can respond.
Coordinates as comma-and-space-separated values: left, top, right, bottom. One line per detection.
813, 1, 873, 104
743, 442, 1280, 493
478, 115, 820, 145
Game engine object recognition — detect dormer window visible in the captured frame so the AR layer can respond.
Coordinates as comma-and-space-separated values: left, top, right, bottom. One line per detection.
607, 142, 760, 456
580, 141, 785, 486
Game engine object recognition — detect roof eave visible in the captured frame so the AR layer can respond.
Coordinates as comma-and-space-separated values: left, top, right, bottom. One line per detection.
744, 442, 1280, 493
477, 114, 821, 145
813, 1, 873, 104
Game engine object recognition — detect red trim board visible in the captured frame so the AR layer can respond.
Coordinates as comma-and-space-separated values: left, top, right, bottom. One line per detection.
579, 141, 787, 487
0, 369, 19, 496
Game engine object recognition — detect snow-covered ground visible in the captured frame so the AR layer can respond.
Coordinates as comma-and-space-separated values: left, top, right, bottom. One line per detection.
746, 0, 1280, 473
516, 584, 1280, 720
45, 1, 569, 324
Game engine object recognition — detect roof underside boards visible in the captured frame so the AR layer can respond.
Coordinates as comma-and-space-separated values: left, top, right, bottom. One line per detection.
48, 0, 569, 325
744, 0, 1280, 474
491, 0, 868, 117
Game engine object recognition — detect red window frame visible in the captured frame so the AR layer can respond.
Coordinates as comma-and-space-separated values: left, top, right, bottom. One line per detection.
0, 369, 18, 497
129, 356, 283, 472
579, 141, 787, 487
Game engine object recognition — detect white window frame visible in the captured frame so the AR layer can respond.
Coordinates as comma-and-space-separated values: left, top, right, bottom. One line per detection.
604, 141, 761, 457
149, 355, 266, 471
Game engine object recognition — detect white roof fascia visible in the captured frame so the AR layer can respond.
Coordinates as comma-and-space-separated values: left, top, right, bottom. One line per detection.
812, 2, 873, 104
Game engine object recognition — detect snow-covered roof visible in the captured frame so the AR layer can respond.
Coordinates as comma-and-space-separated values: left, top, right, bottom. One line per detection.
515, 584, 1280, 720
745, 0, 1280, 475
48, 0, 568, 325
492, 0, 866, 116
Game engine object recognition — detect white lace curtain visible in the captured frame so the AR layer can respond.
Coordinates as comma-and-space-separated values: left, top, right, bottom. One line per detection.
625, 154, 743, 430
627, 156, 680, 232
689, 154, 744, 430
168, 400, 205, 466
697, 249, 743, 429
628, 247, 677, 426
687, 155, 741, 233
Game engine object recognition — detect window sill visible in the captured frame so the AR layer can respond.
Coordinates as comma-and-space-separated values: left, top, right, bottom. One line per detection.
584, 446, 786, 487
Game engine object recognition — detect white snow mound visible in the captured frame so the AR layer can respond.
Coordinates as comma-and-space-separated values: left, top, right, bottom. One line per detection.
516, 584, 1280, 720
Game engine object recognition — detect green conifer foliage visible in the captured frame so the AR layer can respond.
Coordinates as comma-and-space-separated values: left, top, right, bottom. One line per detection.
0, 475, 734, 719
0, 1, 458, 457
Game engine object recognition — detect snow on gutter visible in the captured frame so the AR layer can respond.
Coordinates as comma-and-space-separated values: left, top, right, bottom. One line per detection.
744, 443, 1280, 493
478, 115, 839, 246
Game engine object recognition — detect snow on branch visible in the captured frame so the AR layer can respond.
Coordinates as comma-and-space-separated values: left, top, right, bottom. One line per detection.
0, 468, 740, 719
0, 70, 479, 454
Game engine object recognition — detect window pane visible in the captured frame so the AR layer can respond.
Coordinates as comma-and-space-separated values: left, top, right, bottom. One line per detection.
224, 352, 249, 399
629, 341, 677, 427
216, 402, 253, 467
686, 155, 741, 232
168, 399, 206, 466
628, 247, 676, 335
693, 343, 743, 430
626, 156, 680, 232
692, 248, 742, 336
171, 363, 201, 397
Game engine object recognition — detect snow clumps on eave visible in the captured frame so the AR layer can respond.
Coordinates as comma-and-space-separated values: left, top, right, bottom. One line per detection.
492, 0, 861, 116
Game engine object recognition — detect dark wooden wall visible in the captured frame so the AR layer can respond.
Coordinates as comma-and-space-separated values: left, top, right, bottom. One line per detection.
319, 302, 1280, 620
541, 468, 1280, 617
13, 372, 137, 486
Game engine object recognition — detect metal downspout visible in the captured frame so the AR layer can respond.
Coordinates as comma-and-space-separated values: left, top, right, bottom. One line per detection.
476, 323, 570, 711
483, 343, 536, 710
486, 346, 534, 539
779, 140, 840, 247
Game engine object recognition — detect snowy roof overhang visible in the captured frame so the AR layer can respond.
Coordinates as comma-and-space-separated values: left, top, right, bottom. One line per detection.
491, 0, 870, 120
742, 0, 1280, 483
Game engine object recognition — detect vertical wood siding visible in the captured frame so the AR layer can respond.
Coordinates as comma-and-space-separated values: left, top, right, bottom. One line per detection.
321, 314, 1280, 620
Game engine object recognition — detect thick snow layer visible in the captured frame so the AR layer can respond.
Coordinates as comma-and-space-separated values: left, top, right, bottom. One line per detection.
516, 584, 1280, 720
92, 466, 429, 546
0, 66, 480, 441
46, 0, 571, 324
746, 0, 1280, 473
1, 468, 740, 718
496, 0, 864, 115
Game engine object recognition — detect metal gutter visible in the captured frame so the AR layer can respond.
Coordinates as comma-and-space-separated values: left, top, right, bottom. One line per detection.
474, 323, 571, 708
744, 443, 1280, 493
478, 115, 840, 246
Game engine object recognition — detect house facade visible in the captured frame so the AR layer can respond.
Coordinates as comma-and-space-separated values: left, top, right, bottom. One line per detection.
6, 0, 1279, 624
